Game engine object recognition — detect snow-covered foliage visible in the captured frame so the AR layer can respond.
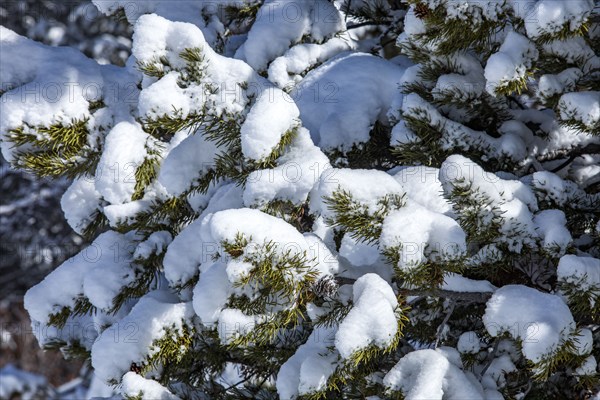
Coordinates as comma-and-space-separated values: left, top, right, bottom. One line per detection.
0, 0, 133, 297
0, 364, 48, 400
1, 0, 599, 399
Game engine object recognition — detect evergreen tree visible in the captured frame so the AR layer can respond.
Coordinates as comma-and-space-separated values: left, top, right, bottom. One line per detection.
1, 1, 598, 399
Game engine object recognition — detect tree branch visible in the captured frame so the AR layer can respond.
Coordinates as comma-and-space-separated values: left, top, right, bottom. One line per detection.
335, 277, 494, 303
399, 288, 493, 303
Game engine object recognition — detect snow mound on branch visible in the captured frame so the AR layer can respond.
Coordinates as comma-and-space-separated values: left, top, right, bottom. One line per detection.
457, 332, 481, 354
157, 130, 219, 197
442, 274, 496, 293
483, 285, 576, 363
276, 327, 338, 399
391, 166, 452, 215
61, 177, 102, 234
383, 349, 484, 399
533, 209, 571, 254
521, 0, 594, 39
380, 201, 466, 271
95, 121, 153, 204
397, 94, 529, 162
92, 291, 194, 382
419, 0, 593, 41
485, 31, 538, 94
134, 14, 316, 199
240, 88, 300, 160
339, 234, 381, 267
558, 91, 600, 129
93, 0, 237, 46
310, 168, 405, 218
293, 53, 406, 152
132, 14, 252, 116
121, 372, 180, 400
24, 230, 136, 324
440, 155, 539, 252
189, 209, 320, 332
304, 233, 340, 276
575, 355, 597, 376
335, 274, 399, 359
440, 156, 537, 209
243, 127, 330, 206
268, 37, 354, 88
162, 217, 206, 288
0, 27, 102, 161
235, 0, 345, 71
557, 255, 600, 295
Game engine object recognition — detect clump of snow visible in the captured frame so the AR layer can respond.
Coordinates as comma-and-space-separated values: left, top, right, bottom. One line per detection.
480, 354, 517, 392
458, 332, 481, 354
195, 183, 244, 218
95, 121, 155, 204
24, 230, 136, 324
383, 349, 484, 399
134, 231, 173, 260
103, 199, 155, 228
293, 53, 406, 152
157, 131, 219, 197
310, 168, 405, 219
0, 27, 121, 162
558, 91, 600, 129
235, 0, 345, 71
391, 166, 452, 215
379, 201, 467, 271
162, 217, 205, 288
121, 372, 180, 400
268, 37, 354, 88
538, 68, 582, 99
217, 308, 264, 345
134, 13, 322, 203
398, 94, 528, 162
181, 209, 322, 344
304, 233, 339, 276
339, 234, 381, 267
432, 53, 486, 102
132, 14, 251, 117
335, 274, 399, 359
531, 171, 580, 206
240, 88, 299, 160
61, 177, 102, 234
483, 285, 576, 363
243, 127, 330, 207
277, 327, 338, 399
484, 31, 538, 95
440, 155, 538, 253
572, 329, 594, 356
557, 255, 600, 300
82, 233, 138, 311
522, 0, 594, 39
192, 261, 230, 324
442, 274, 496, 293
575, 355, 597, 376
92, 291, 194, 382
92, 0, 232, 46
533, 210, 571, 254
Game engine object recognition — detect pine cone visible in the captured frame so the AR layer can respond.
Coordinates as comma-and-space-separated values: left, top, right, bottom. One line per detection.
414, 3, 431, 19
311, 275, 339, 299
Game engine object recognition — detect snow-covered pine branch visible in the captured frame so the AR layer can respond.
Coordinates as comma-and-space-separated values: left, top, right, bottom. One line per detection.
1, 0, 598, 399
